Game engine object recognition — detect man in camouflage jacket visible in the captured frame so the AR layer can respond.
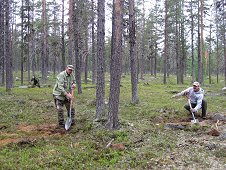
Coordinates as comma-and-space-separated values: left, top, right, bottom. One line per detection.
53, 65, 76, 127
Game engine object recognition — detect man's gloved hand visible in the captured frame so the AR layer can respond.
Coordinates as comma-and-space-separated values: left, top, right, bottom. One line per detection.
190, 108, 196, 113
171, 94, 176, 98
66, 93, 73, 99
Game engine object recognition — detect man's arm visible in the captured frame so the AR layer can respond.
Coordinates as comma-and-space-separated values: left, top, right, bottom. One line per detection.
172, 87, 191, 98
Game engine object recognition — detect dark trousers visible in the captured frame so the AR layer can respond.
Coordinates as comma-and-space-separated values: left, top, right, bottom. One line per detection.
54, 98, 75, 127
184, 99, 207, 117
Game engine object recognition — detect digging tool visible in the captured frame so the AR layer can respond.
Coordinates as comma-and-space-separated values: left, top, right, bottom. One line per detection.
188, 99, 199, 124
65, 88, 75, 130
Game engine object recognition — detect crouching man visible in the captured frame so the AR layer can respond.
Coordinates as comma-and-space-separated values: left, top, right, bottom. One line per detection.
172, 82, 207, 119
31, 76, 40, 88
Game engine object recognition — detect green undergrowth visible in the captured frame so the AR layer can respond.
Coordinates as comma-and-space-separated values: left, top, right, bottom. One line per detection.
0, 74, 225, 169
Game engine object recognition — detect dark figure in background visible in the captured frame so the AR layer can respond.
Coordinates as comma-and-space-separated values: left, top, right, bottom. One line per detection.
31, 76, 40, 88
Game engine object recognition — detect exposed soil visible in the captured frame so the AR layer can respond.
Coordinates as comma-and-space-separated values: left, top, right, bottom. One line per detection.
0, 123, 67, 147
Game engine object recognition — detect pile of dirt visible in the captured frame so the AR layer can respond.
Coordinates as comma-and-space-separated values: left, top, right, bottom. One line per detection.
0, 123, 67, 147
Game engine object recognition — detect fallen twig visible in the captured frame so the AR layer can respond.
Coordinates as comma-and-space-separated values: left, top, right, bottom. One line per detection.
106, 139, 114, 148
215, 120, 219, 130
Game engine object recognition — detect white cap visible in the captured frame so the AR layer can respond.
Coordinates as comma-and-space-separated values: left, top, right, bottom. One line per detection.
193, 82, 200, 87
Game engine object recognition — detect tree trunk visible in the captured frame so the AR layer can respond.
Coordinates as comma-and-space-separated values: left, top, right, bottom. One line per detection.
106, 0, 123, 130
216, 4, 219, 83
224, 1, 226, 86
41, 0, 48, 82
190, 0, 195, 83
61, 0, 65, 70
26, 0, 31, 82
31, 0, 36, 76
176, 1, 180, 84
91, 0, 96, 84
68, 0, 74, 65
83, 0, 89, 84
21, 0, 24, 85
84, 38, 88, 84
198, 0, 203, 84
129, 0, 139, 104
154, 41, 157, 77
96, 0, 105, 120
52, 3, 59, 77
74, 0, 82, 94
209, 24, 212, 84
5, 0, 13, 91
0, 0, 4, 86
163, 0, 169, 84
140, 0, 145, 80
180, 17, 186, 84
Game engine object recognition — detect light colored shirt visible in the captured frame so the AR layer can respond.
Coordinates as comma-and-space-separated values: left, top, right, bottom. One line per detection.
177, 87, 204, 112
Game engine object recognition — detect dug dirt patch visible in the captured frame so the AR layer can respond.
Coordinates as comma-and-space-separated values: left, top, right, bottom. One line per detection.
0, 123, 67, 147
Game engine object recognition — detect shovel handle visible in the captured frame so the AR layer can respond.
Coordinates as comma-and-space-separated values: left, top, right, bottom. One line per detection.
188, 99, 197, 122
188, 99, 192, 110
70, 87, 75, 105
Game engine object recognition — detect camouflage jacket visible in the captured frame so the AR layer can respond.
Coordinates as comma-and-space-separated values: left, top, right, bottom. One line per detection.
53, 70, 75, 100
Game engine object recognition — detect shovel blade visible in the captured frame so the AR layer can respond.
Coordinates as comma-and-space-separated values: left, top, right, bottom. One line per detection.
191, 119, 199, 124
65, 118, 72, 130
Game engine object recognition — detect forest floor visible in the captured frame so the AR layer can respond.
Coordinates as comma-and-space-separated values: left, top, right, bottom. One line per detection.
0, 75, 225, 169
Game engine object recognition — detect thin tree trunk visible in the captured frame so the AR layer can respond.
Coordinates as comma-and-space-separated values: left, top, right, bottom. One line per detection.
163, 0, 169, 84
61, 0, 65, 70
106, 0, 123, 130
216, 5, 219, 83
84, 1, 89, 84
53, 3, 59, 77
176, 2, 180, 84
31, 0, 35, 76
197, 0, 201, 83
68, 0, 74, 65
27, 0, 31, 82
41, 0, 48, 82
84, 39, 88, 84
129, 0, 138, 104
74, 0, 82, 94
91, 0, 96, 84
154, 41, 157, 77
0, 0, 4, 86
181, 18, 185, 84
224, 1, 226, 86
21, 0, 24, 85
190, 0, 194, 83
140, 0, 145, 80
5, 0, 13, 91
209, 24, 212, 84
96, 0, 105, 120
198, 0, 203, 84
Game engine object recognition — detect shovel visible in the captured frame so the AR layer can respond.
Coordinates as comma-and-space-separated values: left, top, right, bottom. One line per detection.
188, 99, 199, 124
65, 88, 74, 130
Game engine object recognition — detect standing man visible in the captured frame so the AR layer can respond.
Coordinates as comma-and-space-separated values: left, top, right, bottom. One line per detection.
172, 82, 207, 119
53, 65, 76, 128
